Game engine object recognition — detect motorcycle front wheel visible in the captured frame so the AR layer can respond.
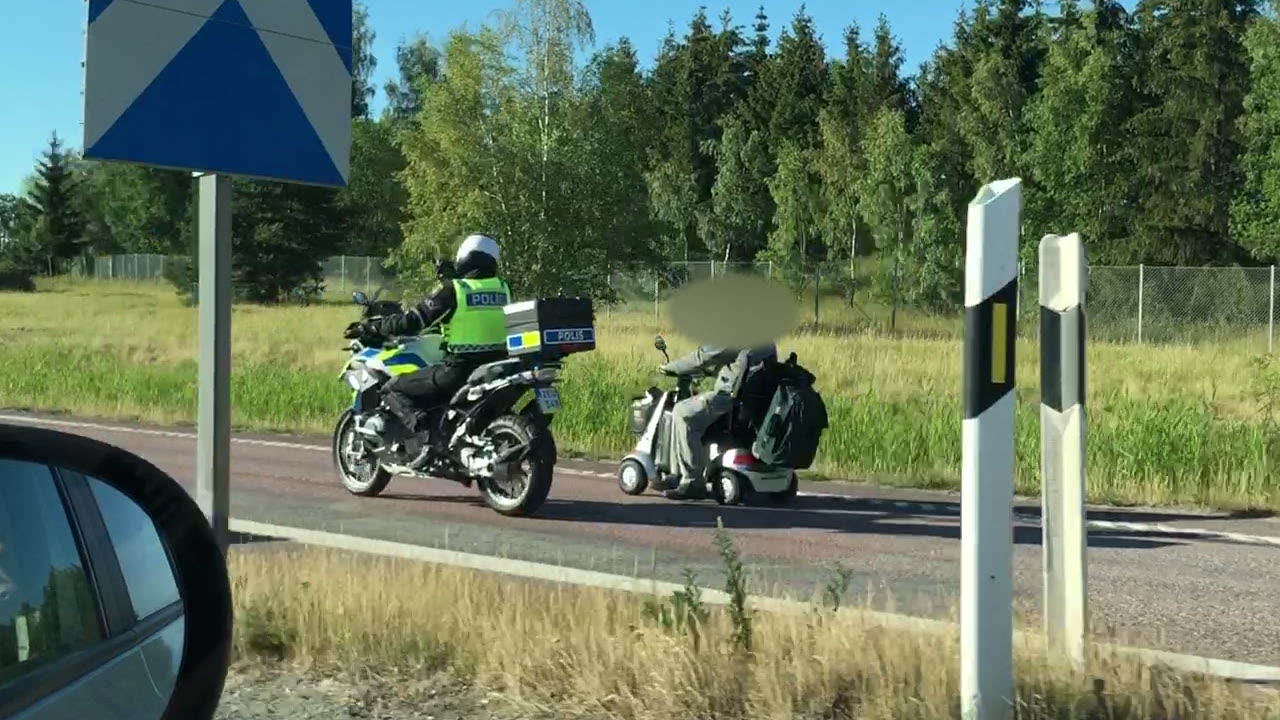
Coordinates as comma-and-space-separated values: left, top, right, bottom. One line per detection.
481, 413, 555, 517
333, 409, 394, 496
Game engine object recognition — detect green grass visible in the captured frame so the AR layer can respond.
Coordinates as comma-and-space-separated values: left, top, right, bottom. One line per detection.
2, 277, 1279, 511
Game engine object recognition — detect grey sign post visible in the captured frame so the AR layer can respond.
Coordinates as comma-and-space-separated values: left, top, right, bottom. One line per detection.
83, 0, 353, 553
197, 174, 232, 550
1039, 232, 1089, 669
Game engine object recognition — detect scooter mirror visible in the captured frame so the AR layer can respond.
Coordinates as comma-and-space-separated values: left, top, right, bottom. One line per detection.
352, 291, 368, 306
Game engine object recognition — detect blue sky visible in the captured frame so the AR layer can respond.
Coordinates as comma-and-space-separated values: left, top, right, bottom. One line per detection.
0, 0, 967, 196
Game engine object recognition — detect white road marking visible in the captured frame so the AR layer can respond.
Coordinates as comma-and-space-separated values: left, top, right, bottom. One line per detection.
4, 413, 1279, 548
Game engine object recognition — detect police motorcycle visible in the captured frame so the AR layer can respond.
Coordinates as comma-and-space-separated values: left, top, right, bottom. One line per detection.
332, 264, 595, 517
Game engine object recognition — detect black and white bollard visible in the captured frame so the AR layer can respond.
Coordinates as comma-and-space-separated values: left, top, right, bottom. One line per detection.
961, 178, 1021, 720
1039, 233, 1089, 668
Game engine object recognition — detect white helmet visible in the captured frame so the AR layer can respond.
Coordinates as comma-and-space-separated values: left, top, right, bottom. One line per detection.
455, 234, 500, 265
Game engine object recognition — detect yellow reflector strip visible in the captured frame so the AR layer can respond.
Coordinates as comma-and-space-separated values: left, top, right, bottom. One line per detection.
991, 302, 1008, 384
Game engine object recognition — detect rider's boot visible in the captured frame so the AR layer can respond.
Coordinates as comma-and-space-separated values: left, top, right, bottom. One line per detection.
662, 472, 708, 500
406, 410, 463, 482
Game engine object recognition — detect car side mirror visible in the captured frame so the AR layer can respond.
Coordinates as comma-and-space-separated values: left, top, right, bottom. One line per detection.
352, 291, 367, 306
0, 424, 232, 720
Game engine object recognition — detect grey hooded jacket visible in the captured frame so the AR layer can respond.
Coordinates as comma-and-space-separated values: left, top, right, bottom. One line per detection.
661, 343, 778, 395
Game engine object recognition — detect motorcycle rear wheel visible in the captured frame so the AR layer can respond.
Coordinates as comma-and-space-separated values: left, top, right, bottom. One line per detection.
333, 410, 394, 496
480, 413, 555, 517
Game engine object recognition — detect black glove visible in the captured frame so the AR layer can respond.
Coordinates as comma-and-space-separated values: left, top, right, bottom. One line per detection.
344, 320, 375, 339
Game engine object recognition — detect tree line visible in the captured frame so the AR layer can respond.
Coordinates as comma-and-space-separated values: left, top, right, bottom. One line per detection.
3, 0, 1280, 310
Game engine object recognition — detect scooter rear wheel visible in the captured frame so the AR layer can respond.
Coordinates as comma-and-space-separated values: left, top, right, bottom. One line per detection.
712, 470, 748, 506
617, 459, 649, 495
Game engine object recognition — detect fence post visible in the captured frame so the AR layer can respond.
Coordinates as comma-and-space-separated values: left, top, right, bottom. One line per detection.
1270, 266, 1275, 355
961, 177, 1020, 720
1039, 233, 1089, 671
1137, 263, 1145, 344
654, 276, 660, 323
814, 266, 821, 326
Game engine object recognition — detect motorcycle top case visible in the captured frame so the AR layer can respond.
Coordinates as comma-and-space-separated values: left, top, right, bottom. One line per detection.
504, 297, 596, 358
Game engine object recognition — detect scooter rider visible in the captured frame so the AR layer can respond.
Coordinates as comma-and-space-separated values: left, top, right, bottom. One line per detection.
659, 342, 777, 499
350, 234, 512, 439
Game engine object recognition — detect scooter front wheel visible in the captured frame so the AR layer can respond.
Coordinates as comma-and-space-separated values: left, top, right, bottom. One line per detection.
617, 459, 649, 495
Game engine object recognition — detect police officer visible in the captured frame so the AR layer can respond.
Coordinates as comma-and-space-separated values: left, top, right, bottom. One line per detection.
353, 234, 511, 439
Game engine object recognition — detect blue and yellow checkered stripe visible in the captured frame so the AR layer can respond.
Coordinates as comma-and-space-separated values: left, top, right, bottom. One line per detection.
507, 331, 541, 351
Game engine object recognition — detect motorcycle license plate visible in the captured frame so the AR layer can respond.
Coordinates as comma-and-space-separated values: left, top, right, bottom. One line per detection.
535, 387, 561, 414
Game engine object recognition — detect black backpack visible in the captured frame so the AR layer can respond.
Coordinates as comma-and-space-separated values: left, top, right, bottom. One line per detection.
751, 353, 828, 469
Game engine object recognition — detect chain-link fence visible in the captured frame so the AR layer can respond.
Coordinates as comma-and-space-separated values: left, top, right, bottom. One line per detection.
319, 256, 401, 298
607, 261, 776, 318
68, 253, 403, 301
64, 253, 172, 280
71, 254, 1280, 350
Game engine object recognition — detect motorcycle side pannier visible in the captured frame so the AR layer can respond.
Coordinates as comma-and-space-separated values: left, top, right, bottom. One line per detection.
504, 297, 596, 359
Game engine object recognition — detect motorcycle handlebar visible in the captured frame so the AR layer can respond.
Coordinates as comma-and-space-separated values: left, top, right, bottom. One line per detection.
658, 368, 703, 380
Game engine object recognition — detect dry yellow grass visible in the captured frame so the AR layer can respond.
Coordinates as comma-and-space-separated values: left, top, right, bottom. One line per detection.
227, 545, 1277, 720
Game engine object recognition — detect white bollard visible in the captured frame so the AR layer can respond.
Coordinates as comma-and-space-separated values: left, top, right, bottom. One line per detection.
961, 178, 1021, 720
1039, 233, 1089, 669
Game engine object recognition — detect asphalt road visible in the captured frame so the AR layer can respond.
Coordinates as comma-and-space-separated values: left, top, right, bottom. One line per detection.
6, 412, 1280, 667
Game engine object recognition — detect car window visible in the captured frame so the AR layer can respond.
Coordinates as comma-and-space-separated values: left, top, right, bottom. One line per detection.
0, 460, 103, 686
86, 478, 180, 620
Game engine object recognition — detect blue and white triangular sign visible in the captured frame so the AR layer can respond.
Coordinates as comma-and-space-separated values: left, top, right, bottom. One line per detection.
84, 0, 352, 187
